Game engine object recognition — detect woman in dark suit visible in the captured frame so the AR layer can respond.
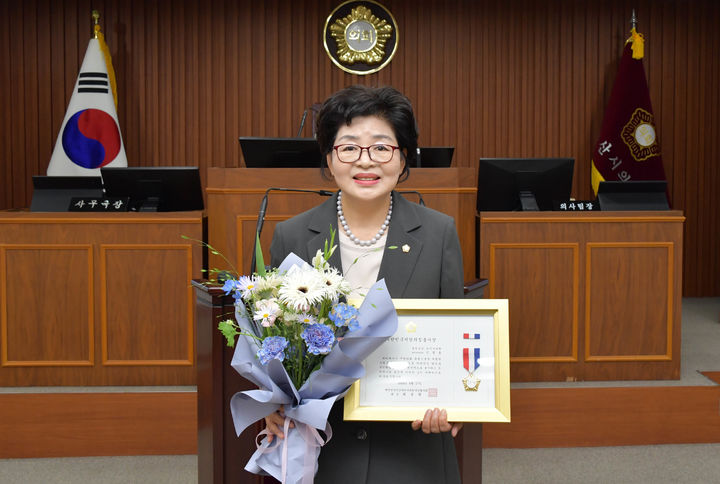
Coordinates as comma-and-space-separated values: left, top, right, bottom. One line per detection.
266, 85, 464, 484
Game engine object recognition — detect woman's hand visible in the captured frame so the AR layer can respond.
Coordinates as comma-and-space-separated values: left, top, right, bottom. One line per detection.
411, 408, 463, 437
264, 406, 294, 444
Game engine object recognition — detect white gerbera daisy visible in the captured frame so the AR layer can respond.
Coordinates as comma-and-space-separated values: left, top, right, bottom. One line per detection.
278, 266, 325, 312
319, 268, 351, 299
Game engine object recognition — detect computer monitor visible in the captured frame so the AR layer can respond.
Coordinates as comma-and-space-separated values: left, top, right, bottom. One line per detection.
239, 137, 323, 168
414, 147, 454, 168
100, 166, 204, 212
31, 176, 104, 212
476, 158, 575, 211
597, 180, 669, 210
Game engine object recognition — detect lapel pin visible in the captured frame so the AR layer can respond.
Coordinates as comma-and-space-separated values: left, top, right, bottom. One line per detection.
402, 244, 410, 253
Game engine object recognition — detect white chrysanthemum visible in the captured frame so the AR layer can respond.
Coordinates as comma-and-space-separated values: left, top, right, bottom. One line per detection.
278, 266, 326, 312
319, 268, 351, 299
254, 299, 280, 327
254, 272, 283, 295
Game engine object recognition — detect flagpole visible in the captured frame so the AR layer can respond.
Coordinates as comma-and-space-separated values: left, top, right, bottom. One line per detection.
631, 9, 637, 30
92, 10, 100, 38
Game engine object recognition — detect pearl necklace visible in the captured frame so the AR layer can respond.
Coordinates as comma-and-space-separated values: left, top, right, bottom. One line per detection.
337, 191, 392, 247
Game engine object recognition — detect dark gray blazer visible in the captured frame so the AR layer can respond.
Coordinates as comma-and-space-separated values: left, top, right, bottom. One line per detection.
270, 191, 464, 299
269, 191, 463, 484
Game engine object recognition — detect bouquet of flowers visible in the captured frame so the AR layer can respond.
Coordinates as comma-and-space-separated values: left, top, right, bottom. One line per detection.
217, 232, 397, 484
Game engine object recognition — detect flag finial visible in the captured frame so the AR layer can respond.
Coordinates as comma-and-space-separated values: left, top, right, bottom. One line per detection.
627, 9, 644, 59
92, 10, 101, 38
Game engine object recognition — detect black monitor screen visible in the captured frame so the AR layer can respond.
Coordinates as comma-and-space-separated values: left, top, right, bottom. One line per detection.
31, 176, 104, 212
100, 166, 204, 212
413, 147, 454, 168
477, 158, 575, 211
239, 137, 323, 168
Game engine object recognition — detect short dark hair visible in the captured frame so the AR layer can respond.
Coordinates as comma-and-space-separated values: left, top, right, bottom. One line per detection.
315, 85, 418, 181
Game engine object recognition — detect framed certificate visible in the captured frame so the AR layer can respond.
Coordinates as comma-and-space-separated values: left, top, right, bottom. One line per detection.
344, 299, 510, 423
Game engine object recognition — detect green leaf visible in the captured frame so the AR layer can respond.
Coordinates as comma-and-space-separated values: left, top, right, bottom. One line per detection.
254, 233, 267, 276
388, 245, 398, 250
218, 320, 239, 348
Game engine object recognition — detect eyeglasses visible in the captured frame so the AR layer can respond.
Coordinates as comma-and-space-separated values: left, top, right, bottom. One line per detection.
333, 144, 401, 163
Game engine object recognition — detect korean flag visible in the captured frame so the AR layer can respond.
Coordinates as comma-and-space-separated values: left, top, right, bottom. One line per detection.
47, 26, 127, 176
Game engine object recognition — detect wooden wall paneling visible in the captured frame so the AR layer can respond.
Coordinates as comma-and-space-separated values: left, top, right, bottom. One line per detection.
1, 0, 719, 295
36, 1, 52, 181
685, 5, 700, 297
23, 0, 39, 197
711, 5, 720, 296
8, 1, 25, 208
0, 0, 10, 209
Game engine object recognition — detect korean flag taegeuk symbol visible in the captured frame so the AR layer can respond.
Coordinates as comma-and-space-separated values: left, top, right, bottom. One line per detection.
48, 29, 127, 176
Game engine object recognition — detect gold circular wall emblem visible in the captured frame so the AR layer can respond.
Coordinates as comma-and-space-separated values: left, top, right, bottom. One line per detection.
324, 1, 399, 75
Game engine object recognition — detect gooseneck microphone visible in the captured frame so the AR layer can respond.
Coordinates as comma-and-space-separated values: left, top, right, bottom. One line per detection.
251, 187, 334, 273
297, 109, 309, 137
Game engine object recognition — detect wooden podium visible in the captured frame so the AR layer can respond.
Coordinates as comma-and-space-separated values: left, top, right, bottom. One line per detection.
205, 167, 477, 281
479, 210, 685, 382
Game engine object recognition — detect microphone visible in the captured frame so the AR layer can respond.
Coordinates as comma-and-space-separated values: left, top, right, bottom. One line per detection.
398, 190, 426, 206
251, 187, 334, 273
297, 109, 309, 137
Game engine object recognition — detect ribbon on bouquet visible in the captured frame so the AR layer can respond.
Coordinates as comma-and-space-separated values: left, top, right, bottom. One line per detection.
253, 416, 333, 484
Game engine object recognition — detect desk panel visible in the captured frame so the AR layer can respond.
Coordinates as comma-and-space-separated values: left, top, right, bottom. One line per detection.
0, 211, 203, 386
479, 211, 684, 381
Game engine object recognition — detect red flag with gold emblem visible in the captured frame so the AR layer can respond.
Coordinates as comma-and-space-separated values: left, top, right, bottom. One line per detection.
591, 28, 666, 195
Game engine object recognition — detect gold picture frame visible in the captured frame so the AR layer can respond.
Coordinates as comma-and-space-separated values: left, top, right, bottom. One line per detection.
344, 298, 511, 423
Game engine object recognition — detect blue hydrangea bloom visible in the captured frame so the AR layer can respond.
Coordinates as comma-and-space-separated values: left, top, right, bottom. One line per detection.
301, 323, 335, 355
257, 336, 289, 365
329, 303, 360, 331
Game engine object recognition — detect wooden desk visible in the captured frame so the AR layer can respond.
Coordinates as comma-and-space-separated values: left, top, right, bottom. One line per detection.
206, 167, 477, 281
0, 211, 203, 386
479, 211, 684, 382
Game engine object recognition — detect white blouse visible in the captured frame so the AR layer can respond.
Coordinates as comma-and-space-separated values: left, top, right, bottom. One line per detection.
338, 227, 388, 301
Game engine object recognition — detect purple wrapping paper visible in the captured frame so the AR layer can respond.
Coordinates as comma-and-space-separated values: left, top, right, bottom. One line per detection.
228, 252, 398, 483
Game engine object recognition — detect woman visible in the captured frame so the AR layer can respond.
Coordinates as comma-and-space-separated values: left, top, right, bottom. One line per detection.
267, 85, 464, 484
